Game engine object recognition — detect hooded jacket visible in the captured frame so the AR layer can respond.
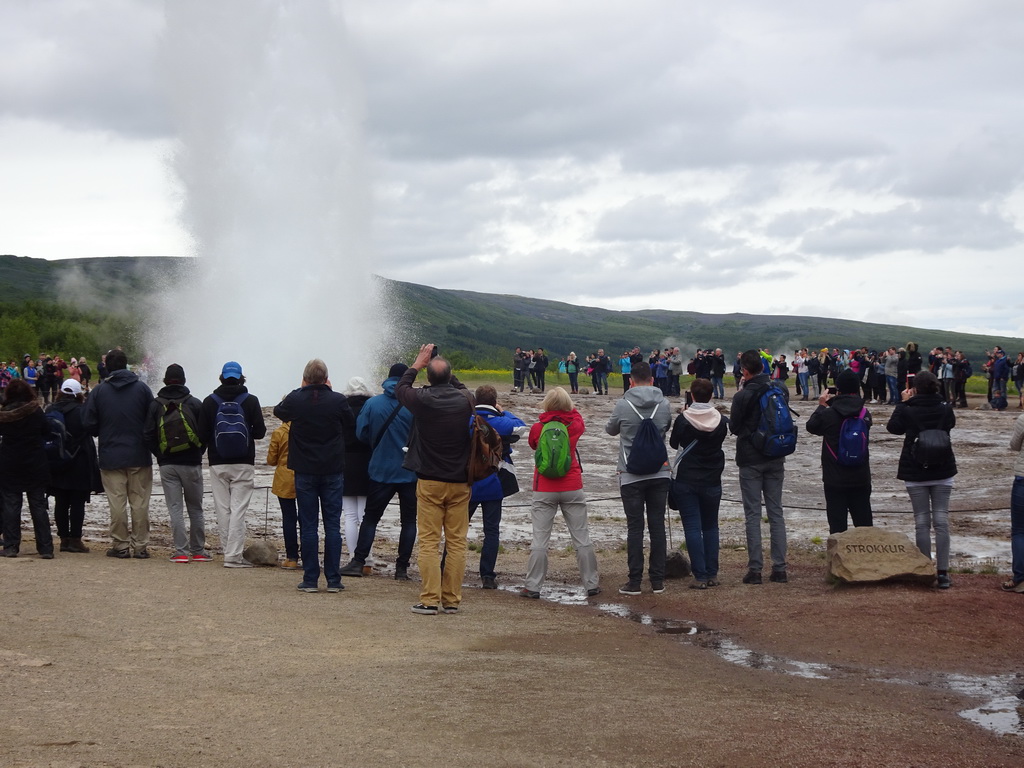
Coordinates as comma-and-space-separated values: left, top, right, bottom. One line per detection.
0, 400, 51, 489
267, 422, 296, 499
395, 367, 473, 483
529, 408, 585, 492
729, 373, 789, 467
605, 384, 671, 483
272, 384, 349, 474
1011, 413, 1024, 478
200, 382, 267, 467
46, 397, 102, 493
82, 368, 154, 470
355, 376, 415, 485
143, 384, 205, 466
669, 403, 729, 485
342, 394, 371, 495
806, 394, 873, 487
886, 393, 957, 482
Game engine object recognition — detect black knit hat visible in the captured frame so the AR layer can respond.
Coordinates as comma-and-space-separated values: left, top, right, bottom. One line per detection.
388, 363, 409, 379
164, 363, 186, 385
836, 369, 860, 395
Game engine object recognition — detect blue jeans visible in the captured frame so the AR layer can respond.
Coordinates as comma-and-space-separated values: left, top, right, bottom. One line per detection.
295, 473, 344, 587
596, 371, 608, 394
351, 480, 418, 568
673, 481, 721, 582
620, 478, 670, 583
711, 376, 725, 399
796, 373, 808, 399
568, 372, 578, 392
886, 375, 899, 404
1012, 477, 1024, 583
468, 499, 502, 578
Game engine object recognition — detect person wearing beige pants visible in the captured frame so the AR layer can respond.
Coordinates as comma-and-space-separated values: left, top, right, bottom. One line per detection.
100, 467, 153, 554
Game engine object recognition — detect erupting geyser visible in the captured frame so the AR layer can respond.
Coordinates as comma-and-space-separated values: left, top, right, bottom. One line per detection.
151, 0, 381, 399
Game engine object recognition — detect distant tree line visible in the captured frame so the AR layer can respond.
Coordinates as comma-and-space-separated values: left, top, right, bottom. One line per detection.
0, 300, 142, 363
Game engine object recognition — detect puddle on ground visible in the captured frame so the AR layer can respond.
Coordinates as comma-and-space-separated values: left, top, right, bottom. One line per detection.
508, 583, 1024, 738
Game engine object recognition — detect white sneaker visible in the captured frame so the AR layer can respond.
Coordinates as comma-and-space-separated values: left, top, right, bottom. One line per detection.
224, 559, 254, 568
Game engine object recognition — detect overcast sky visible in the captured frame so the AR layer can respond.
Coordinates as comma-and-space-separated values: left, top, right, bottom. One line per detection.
2, 0, 1023, 338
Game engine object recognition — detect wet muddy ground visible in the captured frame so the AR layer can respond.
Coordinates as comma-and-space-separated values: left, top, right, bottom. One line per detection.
7, 384, 1024, 764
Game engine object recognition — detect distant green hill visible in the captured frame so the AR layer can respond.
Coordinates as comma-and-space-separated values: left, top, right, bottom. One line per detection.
389, 280, 1024, 368
2, 254, 1021, 367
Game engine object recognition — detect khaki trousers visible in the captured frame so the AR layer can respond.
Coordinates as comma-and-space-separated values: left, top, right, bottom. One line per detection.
416, 479, 471, 608
100, 467, 153, 553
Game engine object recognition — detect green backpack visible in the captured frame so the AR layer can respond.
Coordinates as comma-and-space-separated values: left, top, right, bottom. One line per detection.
535, 419, 572, 478
157, 398, 202, 456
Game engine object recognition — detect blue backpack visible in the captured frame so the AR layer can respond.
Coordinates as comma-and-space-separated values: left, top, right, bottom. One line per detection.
211, 393, 250, 460
751, 382, 798, 458
827, 407, 869, 467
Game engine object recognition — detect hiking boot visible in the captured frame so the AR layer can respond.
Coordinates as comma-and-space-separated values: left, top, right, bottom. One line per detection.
59, 537, 71, 552
66, 538, 90, 553
769, 569, 788, 583
481, 576, 497, 589
280, 559, 300, 570
742, 570, 762, 585
191, 553, 212, 562
937, 572, 952, 589
297, 582, 319, 593
618, 582, 642, 595
339, 560, 365, 577
133, 549, 150, 559
106, 548, 130, 559
169, 554, 190, 564
394, 567, 411, 581
519, 588, 540, 599
362, 565, 373, 576
586, 587, 602, 597
411, 603, 438, 615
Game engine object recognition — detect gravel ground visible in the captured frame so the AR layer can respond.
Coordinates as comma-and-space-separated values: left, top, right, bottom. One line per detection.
2, 385, 1023, 766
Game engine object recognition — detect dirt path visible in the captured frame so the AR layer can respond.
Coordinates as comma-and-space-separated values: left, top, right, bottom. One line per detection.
4, 387, 1024, 766
2, 544, 1023, 767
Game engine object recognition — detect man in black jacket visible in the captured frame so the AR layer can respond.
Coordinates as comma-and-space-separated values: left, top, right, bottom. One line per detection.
82, 348, 154, 559
199, 362, 266, 569
729, 349, 790, 585
397, 344, 474, 615
273, 358, 353, 592
143, 364, 208, 563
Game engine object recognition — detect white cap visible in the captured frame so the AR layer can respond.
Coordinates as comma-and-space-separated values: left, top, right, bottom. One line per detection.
61, 379, 83, 396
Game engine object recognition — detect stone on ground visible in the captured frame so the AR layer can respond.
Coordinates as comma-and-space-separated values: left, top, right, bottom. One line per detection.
827, 527, 935, 584
242, 539, 278, 566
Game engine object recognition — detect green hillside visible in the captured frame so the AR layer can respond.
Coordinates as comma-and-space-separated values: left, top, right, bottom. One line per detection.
1, 253, 1021, 368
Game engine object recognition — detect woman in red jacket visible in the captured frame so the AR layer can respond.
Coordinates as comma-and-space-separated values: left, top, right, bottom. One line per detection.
520, 387, 600, 599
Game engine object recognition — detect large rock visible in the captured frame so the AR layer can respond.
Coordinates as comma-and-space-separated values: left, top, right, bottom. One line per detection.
242, 540, 279, 567
827, 527, 935, 584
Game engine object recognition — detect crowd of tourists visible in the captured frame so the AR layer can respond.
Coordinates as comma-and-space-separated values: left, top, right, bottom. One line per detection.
2, 340, 1023, 613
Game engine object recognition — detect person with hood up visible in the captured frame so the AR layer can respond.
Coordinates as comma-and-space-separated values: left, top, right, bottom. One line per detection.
0, 379, 55, 558
341, 364, 418, 581
46, 379, 102, 554
669, 378, 729, 589
521, 387, 599, 599
806, 369, 874, 534
605, 361, 672, 595
144, 364, 209, 563
82, 348, 155, 558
